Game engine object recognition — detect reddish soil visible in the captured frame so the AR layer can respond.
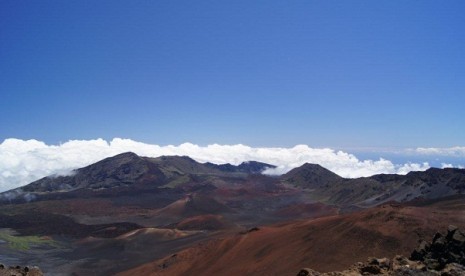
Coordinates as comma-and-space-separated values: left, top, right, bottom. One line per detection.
175, 215, 230, 231
118, 196, 465, 276
273, 202, 338, 218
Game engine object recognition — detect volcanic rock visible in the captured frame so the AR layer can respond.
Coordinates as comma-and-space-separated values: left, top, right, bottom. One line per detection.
0, 264, 43, 276
410, 225, 465, 269
297, 226, 465, 275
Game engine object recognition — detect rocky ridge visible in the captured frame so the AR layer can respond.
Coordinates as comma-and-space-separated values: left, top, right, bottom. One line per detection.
1, 152, 464, 208
297, 226, 465, 276
284, 165, 465, 207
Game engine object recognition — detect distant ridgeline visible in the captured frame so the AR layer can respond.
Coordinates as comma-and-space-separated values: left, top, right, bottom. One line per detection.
0, 152, 464, 208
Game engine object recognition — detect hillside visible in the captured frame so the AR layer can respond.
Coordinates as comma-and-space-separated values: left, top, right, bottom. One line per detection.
118, 196, 465, 276
0, 153, 276, 204
0, 153, 464, 275
281, 163, 465, 207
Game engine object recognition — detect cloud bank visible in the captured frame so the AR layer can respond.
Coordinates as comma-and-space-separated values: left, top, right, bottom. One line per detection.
0, 138, 454, 192
413, 146, 465, 157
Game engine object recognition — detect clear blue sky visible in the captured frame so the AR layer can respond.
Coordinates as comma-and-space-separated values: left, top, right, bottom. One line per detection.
1, 0, 464, 148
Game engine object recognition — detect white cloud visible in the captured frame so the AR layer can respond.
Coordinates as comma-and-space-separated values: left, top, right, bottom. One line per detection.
413, 146, 465, 157
441, 163, 454, 168
441, 163, 464, 169
0, 138, 443, 192
396, 162, 430, 175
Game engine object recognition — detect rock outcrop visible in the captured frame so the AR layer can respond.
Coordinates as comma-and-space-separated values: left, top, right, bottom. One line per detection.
0, 264, 43, 276
297, 226, 465, 275
411, 225, 465, 270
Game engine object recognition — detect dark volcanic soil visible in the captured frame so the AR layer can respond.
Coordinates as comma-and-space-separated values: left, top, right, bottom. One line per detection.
1, 154, 464, 275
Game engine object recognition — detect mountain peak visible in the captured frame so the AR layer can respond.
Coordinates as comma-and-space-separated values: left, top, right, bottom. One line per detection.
204, 160, 276, 174
237, 161, 276, 174
15, 151, 156, 195
282, 163, 342, 189
300, 162, 327, 170
114, 151, 139, 158
156, 155, 197, 163
296, 163, 339, 176
94, 152, 142, 165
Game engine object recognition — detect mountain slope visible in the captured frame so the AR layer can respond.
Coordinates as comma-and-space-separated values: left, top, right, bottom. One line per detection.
281, 163, 465, 207
0, 153, 276, 204
205, 161, 276, 174
1, 153, 464, 275
282, 163, 343, 189
2, 152, 464, 209
21, 152, 166, 193
118, 196, 465, 276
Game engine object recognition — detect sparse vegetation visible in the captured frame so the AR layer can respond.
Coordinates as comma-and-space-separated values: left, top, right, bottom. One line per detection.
161, 174, 191, 188
0, 154, 464, 275
0, 229, 59, 250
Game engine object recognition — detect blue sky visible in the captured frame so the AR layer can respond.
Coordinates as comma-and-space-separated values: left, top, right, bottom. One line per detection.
1, 0, 465, 149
